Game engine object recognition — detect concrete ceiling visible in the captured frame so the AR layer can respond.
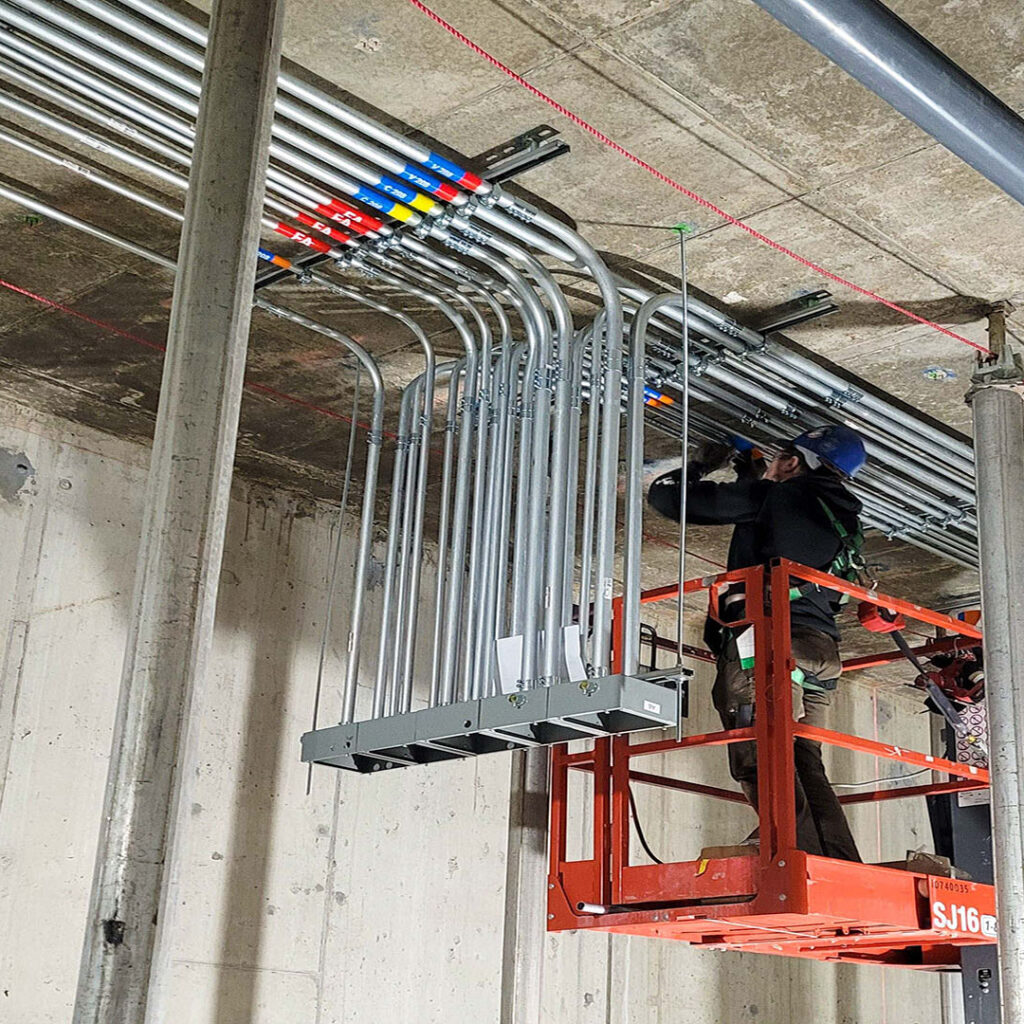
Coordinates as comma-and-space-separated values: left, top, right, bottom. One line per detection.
0, 0, 1014, 611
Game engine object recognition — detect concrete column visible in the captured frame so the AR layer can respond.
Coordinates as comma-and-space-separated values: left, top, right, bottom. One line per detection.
970, 314, 1024, 1024
940, 971, 967, 1024
72, 3, 283, 1022
500, 749, 550, 1023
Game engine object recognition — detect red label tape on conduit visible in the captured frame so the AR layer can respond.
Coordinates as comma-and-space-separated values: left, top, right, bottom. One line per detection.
0, 277, 394, 437
406, 0, 989, 355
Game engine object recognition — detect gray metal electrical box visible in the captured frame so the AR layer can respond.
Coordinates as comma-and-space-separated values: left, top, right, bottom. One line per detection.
301, 672, 687, 774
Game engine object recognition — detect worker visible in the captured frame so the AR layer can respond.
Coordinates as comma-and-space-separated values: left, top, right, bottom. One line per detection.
648, 424, 867, 861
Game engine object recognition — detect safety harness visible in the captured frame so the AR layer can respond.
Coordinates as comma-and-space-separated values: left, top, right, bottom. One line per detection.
810, 501, 973, 733
726, 500, 862, 677
729, 493, 976, 737
787, 498, 866, 602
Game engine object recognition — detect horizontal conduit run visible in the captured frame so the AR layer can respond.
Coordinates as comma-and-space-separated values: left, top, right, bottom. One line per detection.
0, 0, 980, 742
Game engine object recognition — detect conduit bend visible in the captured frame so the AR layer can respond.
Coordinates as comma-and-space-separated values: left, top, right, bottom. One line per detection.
0, 0, 985, 737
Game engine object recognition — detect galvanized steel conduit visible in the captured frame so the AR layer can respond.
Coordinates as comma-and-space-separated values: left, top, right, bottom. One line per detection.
0, 0, 982, 739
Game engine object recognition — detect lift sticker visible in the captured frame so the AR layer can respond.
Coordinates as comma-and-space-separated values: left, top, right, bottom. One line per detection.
928, 877, 997, 940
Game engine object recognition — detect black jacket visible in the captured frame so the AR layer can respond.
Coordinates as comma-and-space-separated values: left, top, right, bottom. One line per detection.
648, 462, 862, 645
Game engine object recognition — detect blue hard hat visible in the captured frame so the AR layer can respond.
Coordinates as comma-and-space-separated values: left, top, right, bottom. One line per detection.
789, 424, 867, 478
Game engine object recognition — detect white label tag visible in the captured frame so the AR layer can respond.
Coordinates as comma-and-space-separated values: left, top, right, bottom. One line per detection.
496, 634, 524, 695
734, 625, 755, 669
561, 624, 588, 683
928, 877, 997, 940
643, 699, 661, 715
496, 629, 589, 692
957, 789, 991, 808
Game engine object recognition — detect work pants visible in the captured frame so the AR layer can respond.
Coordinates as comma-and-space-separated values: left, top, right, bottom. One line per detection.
712, 624, 861, 862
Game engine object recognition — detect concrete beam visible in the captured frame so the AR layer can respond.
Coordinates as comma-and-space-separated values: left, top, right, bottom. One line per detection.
71, 3, 283, 1022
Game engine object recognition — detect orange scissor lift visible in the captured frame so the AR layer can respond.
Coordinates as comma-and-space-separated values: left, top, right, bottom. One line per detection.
548, 559, 997, 967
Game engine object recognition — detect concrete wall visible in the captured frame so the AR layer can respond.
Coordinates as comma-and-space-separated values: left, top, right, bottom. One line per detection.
0, 396, 943, 1024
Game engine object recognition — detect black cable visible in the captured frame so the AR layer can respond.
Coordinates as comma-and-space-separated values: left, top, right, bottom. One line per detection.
833, 767, 931, 789
627, 783, 663, 865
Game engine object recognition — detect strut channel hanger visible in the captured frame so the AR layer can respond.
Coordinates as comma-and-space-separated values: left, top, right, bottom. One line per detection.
470, 124, 571, 184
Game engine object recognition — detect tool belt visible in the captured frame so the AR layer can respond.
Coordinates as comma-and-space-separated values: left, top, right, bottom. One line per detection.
728, 623, 837, 691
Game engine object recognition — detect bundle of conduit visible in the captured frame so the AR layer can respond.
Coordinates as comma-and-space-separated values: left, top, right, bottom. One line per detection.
0, 0, 978, 728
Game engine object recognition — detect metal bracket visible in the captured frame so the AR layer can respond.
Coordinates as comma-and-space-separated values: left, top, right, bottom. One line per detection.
470, 124, 570, 184
968, 301, 1024, 399
754, 289, 839, 334
825, 385, 864, 408
253, 249, 328, 290
451, 218, 492, 246
443, 234, 475, 256
968, 341, 1024, 401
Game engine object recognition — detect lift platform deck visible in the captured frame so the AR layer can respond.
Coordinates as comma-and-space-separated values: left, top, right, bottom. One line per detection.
550, 850, 996, 967
548, 561, 995, 968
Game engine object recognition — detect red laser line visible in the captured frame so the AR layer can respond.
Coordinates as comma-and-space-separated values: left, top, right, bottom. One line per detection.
645, 532, 726, 570
406, 0, 990, 355
0, 277, 168, 354
0, 276, 389, 436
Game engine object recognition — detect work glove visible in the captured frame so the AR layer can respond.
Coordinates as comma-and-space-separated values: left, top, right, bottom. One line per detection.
733, 447, 768, 480
690, 440, 732, 477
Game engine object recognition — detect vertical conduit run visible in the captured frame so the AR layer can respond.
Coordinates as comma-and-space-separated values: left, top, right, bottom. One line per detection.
751, 0, 1024, 208
427, 363, 464, 709
622, 295, 683, 675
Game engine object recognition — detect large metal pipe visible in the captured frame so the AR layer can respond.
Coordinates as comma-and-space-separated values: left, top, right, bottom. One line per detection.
970, 357, 1024, 1024
752, 0, 1024, 206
